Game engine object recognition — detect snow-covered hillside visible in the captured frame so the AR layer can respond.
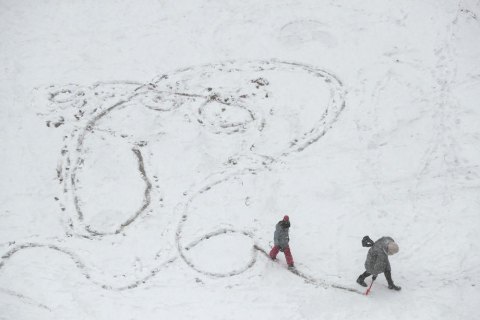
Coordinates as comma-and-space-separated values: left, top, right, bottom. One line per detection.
1, 1, 479, 319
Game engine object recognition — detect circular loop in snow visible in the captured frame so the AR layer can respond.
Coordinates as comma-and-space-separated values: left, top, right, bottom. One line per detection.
136, 90, 189, 112
197, 98, 256, 134
49, 85, 86, 108
181, 229, 257, 277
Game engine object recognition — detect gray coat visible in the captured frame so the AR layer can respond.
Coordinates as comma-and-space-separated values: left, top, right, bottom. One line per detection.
365, 236, 394, 275
274, 222, 289, 249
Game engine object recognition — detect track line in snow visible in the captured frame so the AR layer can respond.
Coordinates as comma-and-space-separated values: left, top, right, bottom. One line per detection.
0, 287, 52, 312
0, 242, 179, 292
254, 245, 363, 295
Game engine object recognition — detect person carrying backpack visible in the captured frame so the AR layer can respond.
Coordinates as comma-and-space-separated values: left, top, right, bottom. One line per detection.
357, 236, 401, 291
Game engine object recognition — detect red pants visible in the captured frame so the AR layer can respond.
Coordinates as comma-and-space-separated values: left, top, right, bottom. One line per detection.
269, 245, 294, 266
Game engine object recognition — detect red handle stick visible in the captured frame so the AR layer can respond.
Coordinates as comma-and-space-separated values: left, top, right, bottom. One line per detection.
365, 279, 375, 295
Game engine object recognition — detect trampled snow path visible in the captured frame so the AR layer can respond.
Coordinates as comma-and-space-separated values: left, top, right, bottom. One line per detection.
1, 60, 363, 293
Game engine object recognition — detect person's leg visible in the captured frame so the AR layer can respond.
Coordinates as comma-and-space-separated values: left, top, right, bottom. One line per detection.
384, 270, 401, 291
283, 246, 294, 267
269, 245, 280, 260
356, 271, 371, 287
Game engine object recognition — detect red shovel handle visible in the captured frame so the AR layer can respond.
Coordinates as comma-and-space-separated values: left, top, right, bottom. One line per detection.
365, 279, 375, 295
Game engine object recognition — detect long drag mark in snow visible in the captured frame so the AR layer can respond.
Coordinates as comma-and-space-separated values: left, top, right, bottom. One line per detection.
0, 287, 52, 312
83, 147, 152, 236
0, 242, 178, 291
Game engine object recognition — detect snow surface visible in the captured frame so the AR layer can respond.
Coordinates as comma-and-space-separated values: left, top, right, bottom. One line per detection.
1, 0, 480, 319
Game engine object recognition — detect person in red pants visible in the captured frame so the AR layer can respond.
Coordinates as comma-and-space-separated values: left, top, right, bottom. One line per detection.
269, 215, 294, 268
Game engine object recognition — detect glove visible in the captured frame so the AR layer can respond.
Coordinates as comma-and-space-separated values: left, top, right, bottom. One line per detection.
362, 236, 374, 247
372, 275, 377, 281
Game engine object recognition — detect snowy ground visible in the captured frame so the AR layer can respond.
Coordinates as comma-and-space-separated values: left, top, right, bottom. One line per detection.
1, 0, 480, 319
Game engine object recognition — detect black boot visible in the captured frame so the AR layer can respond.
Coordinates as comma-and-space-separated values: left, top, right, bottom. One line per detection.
356, 271, 370, 287
385, 270, 401, 291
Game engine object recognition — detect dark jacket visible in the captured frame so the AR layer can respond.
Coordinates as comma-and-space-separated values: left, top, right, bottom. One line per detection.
273, 221, 290, 249
365, 236, 394, 275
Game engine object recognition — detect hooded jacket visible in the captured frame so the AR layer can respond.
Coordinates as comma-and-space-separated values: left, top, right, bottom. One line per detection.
365, 236, 395, 275
273, 221, 290, 249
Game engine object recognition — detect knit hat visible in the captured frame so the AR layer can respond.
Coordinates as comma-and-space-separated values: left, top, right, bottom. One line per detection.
387, 242, 399, 255
283, 215, 289, 221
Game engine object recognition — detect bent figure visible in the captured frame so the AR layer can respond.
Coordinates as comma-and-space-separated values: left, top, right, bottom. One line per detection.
269, 215, 294, 268
357, 236, 401, 291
